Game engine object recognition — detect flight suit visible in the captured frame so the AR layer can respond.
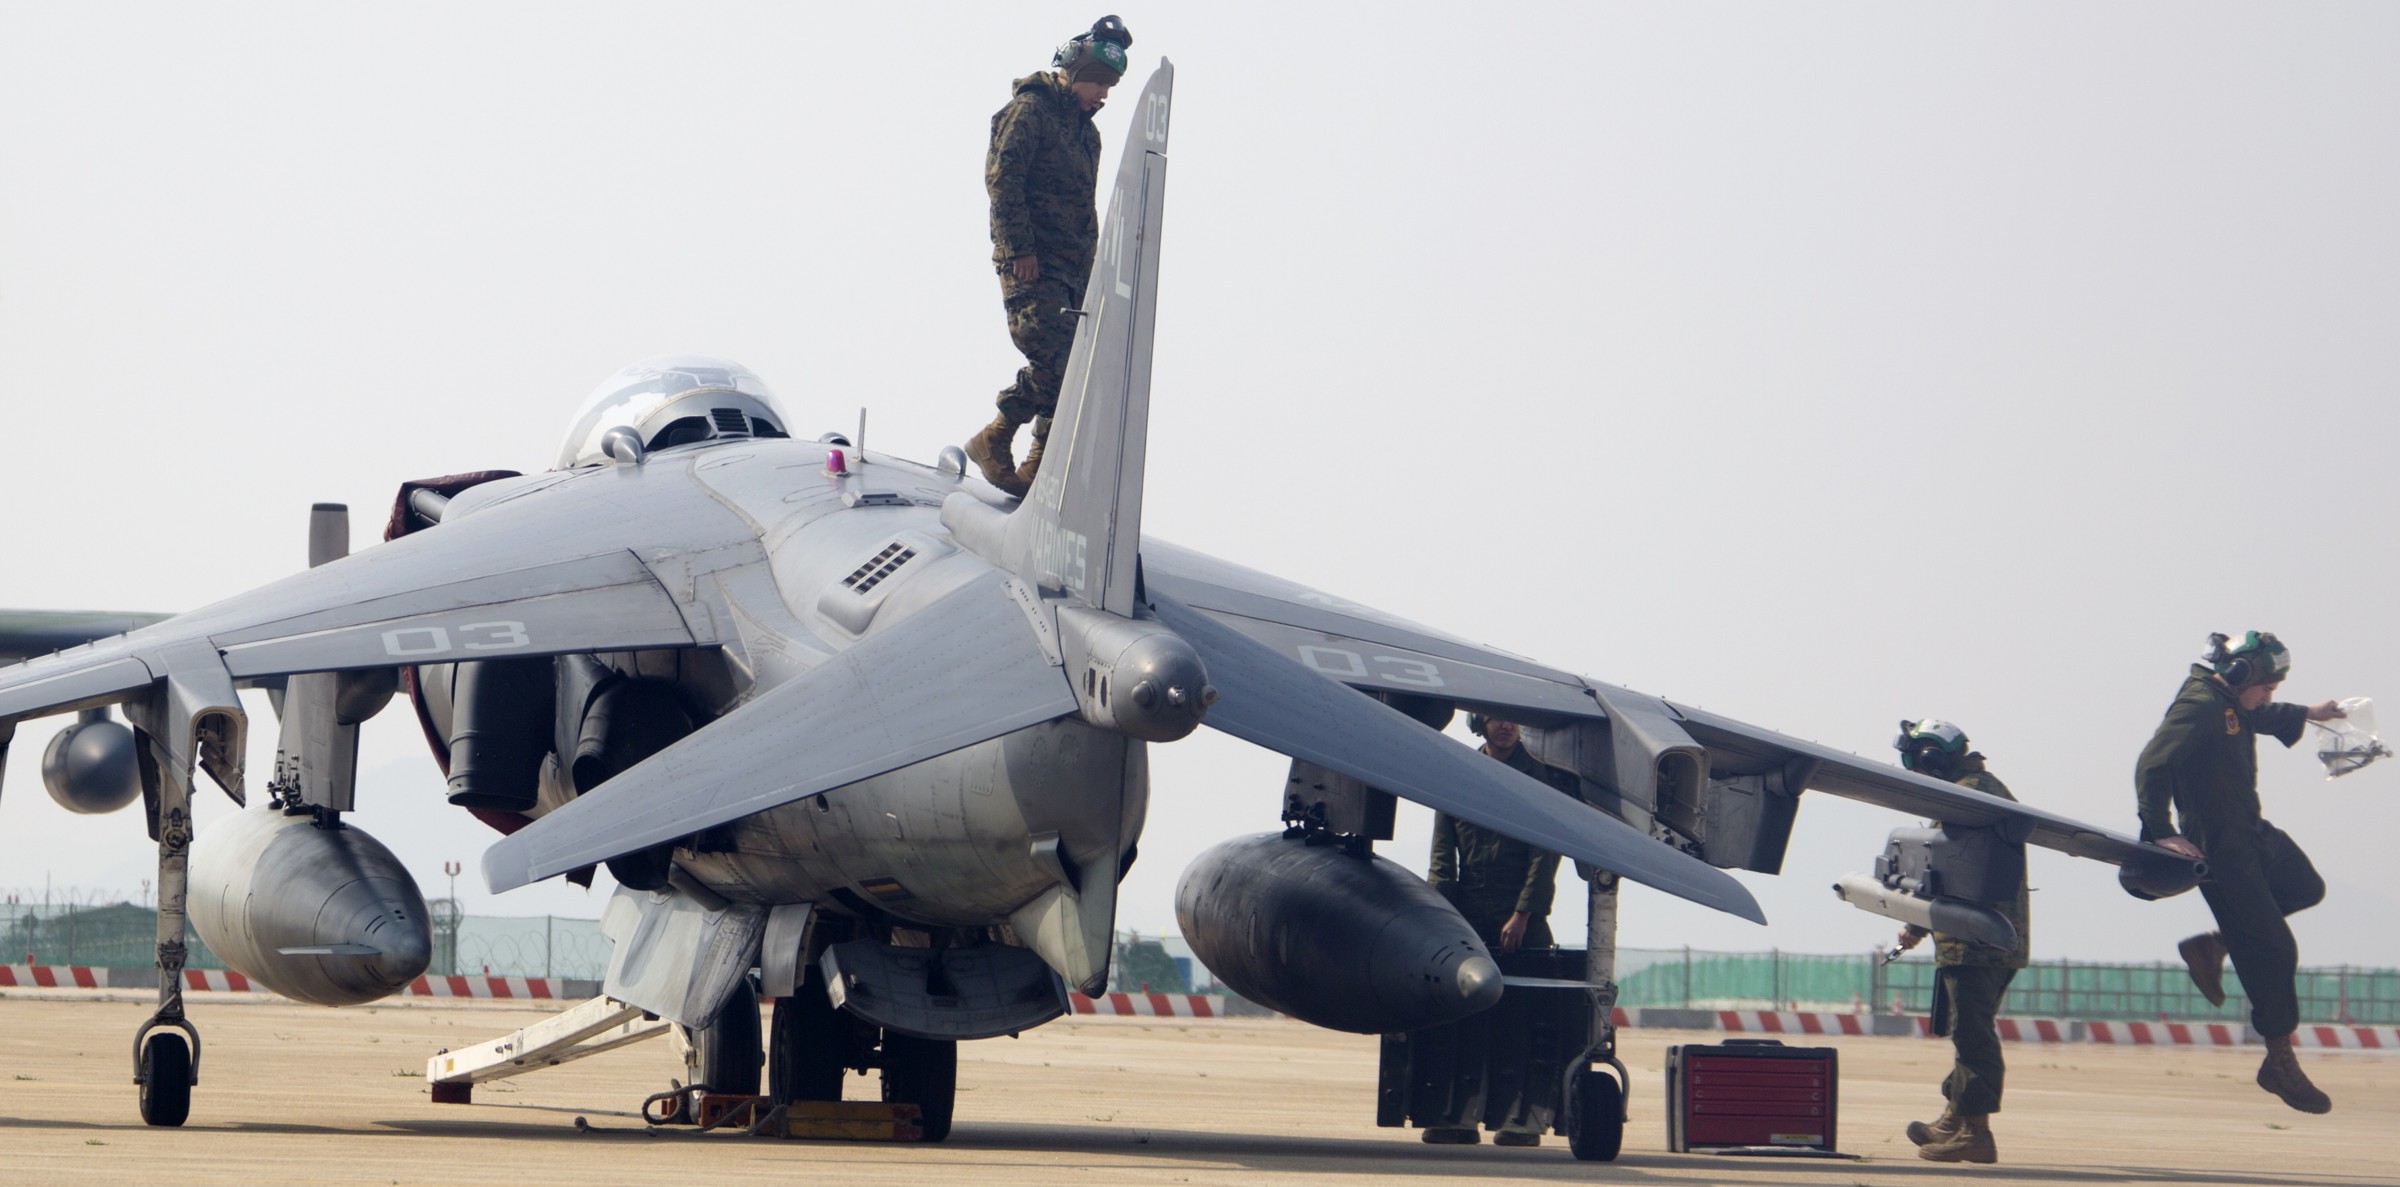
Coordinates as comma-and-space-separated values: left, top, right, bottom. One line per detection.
1917, 756, 2031, 1118
2135, 665, 2324, 1039
1427, 743, 1584, 949
987, 71, 1102, 427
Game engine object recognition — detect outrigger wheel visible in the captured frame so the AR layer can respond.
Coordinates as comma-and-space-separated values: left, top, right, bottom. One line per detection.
134, 1019, 199, 1127
1564, 1067, 1624, 1162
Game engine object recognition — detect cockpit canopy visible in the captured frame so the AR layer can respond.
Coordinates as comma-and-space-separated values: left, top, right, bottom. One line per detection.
556, 354, 790, 469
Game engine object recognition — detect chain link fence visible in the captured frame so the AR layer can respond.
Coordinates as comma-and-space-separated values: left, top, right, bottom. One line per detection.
1612, 946, 2400, 1025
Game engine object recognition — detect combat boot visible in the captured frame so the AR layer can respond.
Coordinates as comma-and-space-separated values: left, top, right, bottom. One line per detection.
1905, 1103, 1960, 1146
966, 412, 1027, 497
2257, 1034, 2332, 1114
1016, 416, 1050, 490
2178, 931, 2229, 1007
1420, 1126, 1478, 1145
1917, 1113, 1996, 1164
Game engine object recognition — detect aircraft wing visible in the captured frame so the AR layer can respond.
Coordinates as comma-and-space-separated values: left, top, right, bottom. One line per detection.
0, 464, 759, 734
1142, 540, 1603, 721
1667, 702, 2161, 867
1144, 539, 2180, 874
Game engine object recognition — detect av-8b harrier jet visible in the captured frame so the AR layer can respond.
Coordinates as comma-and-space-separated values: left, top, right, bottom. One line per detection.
0, 62, 2196, 1149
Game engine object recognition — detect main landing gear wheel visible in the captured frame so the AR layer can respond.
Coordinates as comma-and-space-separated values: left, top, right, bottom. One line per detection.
1564, 1068, 1624, 1162
692, 977, 763, 1098
880, 1032, 957, 1143
769, 972, 850, 1105
138, 1032, 193, 1127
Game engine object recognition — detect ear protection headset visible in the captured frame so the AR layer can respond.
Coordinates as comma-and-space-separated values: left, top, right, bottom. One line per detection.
2206, 630, 2290, 689
1054, 15, 1134, 77
1467, 713, 1489, 738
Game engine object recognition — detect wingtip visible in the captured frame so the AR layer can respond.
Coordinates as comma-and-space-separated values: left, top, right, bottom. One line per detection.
481, 843, 532, 895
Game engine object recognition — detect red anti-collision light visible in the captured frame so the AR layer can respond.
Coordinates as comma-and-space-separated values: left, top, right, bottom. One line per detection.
826, 448, 848, 474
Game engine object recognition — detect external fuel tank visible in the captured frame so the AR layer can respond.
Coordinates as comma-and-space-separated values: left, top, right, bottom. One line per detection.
189, 807, 432, 1006
1175, 832, 1501, 1034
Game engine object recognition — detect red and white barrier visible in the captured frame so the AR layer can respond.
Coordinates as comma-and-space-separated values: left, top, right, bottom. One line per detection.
404, 975, 562, 999
2086, 1020, 2245, 1046
1902, 1016, 2075, 1043
2292, 1025, 2400, 1050
182, 969, 259, 992
0, 964, 108, 989
1715, 1010, 1873, 1036
1070, 991, 1220, 1018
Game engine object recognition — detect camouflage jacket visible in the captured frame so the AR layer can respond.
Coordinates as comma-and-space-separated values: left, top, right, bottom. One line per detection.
987, 72, 1102, 274
1920, 756, 2033, 969
1427, 743, 1584, 930
2135, 664, 2309, 853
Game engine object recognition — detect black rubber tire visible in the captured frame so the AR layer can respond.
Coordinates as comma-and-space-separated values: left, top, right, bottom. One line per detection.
879, 1033, 957, 1143
1565, 1069, 1624, 1162
138, 1033, 192, 1127
694, 977, 763, 1097
769, 977, 848, 1104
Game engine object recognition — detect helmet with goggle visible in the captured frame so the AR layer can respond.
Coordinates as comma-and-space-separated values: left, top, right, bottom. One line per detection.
2207, 630, 2291, 689
1895, 718, 1970, 775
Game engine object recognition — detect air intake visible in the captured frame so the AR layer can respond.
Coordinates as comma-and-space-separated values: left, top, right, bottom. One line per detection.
710, 408, 752, 437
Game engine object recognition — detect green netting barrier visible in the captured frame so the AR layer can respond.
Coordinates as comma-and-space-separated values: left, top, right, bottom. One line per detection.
1614, 947, 2398, 1024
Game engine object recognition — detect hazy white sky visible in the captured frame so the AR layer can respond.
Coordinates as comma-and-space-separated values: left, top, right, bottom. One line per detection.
3, 4, 2394, 967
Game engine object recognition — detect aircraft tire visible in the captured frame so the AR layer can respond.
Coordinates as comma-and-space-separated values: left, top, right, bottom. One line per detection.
1565, 1068, 1623, 1162
138, 1033, 192, 1127
880, 1032, 957, 1142
769, 976, 847, 1104
693, 977, 762, 1097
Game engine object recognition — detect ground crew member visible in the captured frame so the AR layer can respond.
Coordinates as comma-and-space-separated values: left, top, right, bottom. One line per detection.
1888, 719, 2029, 1165
965, 15, 1132, 498
1421, 713, 1584, 1147
2136, 631, 2346, 1114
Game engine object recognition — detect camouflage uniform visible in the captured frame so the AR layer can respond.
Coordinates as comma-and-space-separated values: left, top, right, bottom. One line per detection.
988, 71, 1102, 426
2135, 665, 2324, 1039
1427, 743, 1584, 949
1913, 755, 2030, 1117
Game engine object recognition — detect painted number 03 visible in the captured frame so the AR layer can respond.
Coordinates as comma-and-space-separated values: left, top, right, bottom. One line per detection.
1295, 645, 1444, 689
380, 621, 533, 657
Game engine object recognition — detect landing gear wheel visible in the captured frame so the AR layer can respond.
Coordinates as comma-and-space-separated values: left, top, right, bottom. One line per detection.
1565, 1068, 1623, 1162
769, 973, 849, 1104
692, 977, 762, 1097
138, 1033, 192, 1127
880, 1032, 957, 1142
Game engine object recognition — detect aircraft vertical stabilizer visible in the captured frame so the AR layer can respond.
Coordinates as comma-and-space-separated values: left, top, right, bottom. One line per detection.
1004, 60, 1173, 617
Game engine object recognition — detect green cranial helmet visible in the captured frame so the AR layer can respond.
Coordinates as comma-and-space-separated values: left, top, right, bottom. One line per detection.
1894, 718, 1969, 773
1055, 14, 1133, 86
2207, 630, 2292, 689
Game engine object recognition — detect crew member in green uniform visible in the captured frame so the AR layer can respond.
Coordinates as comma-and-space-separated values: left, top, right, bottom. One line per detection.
1428, 715, 1584, 956
966, 16, 1132, 498
1888, 719, 2030, 1165
2136, 631, 2346, 1114
1421, 714, 1585, 1147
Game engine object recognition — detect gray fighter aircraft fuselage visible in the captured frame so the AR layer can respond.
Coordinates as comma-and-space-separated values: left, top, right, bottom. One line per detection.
0, 60, 2198, 1144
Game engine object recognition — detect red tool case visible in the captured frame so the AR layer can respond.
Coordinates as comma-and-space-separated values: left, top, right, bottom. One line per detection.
1664, 1038, 1838, 1153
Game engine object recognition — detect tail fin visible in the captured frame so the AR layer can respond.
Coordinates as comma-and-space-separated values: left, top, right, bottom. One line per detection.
1005, 60, 1173, 617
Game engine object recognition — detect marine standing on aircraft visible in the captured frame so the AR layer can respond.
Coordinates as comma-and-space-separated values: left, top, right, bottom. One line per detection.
0, 62, 2199, 1153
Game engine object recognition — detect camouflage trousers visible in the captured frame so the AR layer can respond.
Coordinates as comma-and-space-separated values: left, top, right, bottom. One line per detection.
1933, 965, 2015, 1114
995, 268, 1086, 425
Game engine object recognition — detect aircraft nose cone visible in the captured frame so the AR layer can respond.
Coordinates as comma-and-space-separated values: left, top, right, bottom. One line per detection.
1455, 954, 1503, 1012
